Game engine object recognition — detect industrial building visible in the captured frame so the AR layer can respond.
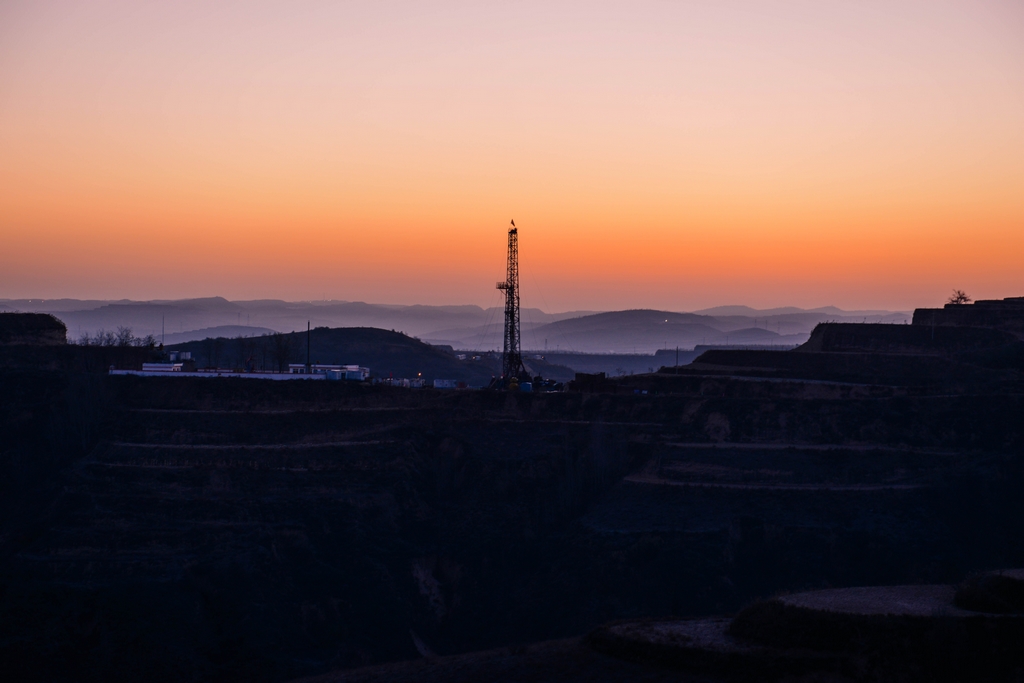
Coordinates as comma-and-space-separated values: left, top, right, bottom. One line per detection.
288, 364, 370, 380
110, 363, 370, 381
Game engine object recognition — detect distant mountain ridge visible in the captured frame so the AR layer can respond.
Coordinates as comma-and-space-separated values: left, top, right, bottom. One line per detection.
2, 298, 910, 354
695, 304, 906, 317
161, 325, 278, 346
526, 309, 800, 354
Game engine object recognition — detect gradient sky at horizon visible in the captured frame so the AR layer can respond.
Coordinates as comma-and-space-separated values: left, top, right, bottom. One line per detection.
2, 0, 1022, 312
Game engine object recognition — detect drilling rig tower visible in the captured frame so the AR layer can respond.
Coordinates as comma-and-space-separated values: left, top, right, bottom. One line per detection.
496, 220, 525, 381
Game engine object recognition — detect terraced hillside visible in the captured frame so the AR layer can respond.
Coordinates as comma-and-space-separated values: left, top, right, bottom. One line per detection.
1, 370, 1023, 682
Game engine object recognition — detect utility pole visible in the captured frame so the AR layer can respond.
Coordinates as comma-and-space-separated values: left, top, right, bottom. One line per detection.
496, 220, 525, 381
306, 321, 311, 373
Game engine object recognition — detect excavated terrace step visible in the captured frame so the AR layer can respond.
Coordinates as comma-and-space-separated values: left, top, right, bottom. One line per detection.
956, 569, 1024, 614
586, 617, 840, 679
730, 585, 1024, 680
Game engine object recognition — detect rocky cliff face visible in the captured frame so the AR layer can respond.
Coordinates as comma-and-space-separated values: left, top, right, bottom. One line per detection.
913, 296, 1024, 340
798, 322, 1017, 355
0, 312, 67, 346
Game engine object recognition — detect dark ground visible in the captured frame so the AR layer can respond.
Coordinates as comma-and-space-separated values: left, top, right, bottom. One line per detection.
1, 338, 1023, 682
295, 638, 727, 683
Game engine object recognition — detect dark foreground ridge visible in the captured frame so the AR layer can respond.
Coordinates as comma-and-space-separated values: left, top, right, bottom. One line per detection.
1, 299, 1023, 682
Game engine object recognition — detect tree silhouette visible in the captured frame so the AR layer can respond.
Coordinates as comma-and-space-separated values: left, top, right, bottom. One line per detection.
272, 332, 293, 372
948, 289, 972, 305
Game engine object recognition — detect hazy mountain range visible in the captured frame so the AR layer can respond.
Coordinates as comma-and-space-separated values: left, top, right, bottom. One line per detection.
1, 298, 911, 354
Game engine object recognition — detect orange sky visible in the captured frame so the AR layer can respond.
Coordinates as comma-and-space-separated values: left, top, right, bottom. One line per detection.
2, 0, 1022, 311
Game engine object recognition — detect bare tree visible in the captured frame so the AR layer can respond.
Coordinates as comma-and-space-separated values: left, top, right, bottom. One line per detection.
947, 289, 972, 305
235, 335, 261, 371
116, 326, 135, 346
272, 333, 293, 372
211, 337, 222, 368
75, 327, 155, 347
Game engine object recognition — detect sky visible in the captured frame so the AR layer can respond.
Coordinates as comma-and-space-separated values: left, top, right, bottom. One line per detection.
1, 0, 1022, 312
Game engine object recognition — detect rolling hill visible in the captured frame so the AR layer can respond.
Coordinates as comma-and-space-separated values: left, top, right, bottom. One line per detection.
165, 327, 502, 385
527, 309, 792, 353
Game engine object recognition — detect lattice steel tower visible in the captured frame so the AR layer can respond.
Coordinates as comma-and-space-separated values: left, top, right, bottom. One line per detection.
496, 220, 525, 380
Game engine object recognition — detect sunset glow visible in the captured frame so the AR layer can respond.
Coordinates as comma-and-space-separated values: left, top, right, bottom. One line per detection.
2, 0, 1022, 310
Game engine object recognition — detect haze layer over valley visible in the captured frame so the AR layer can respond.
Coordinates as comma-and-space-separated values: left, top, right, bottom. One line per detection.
3, 298, 910, 355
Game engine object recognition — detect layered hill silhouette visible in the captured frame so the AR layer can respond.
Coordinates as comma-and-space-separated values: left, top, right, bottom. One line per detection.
161, 325, 278, 345
525, 309, 788, 353
2, 297, 589, 346
4, 298, 909, 353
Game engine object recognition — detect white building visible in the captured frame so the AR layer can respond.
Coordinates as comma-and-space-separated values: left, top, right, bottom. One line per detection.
288, 364, 369, 380
141, 363, 184, 372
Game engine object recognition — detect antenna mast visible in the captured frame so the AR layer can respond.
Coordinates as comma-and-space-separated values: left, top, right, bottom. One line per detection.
496, 220, 525, 380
